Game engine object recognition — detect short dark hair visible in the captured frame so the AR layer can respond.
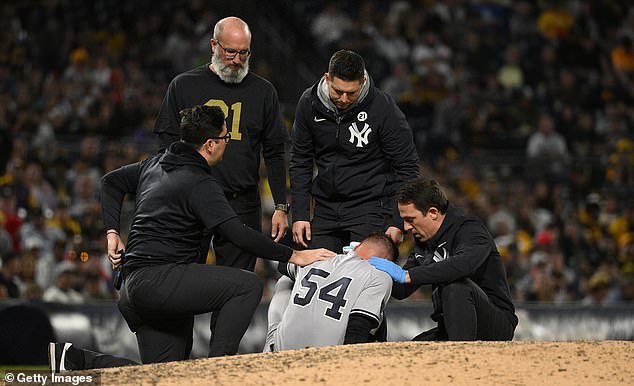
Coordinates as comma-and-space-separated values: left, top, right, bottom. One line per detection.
179, 105, 225, 148
363, 231, 399, 262
328, 50, 365, 82
397, 177, 449, 215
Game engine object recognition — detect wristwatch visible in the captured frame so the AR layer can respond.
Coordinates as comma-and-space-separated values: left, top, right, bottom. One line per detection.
274, 203, 290, 213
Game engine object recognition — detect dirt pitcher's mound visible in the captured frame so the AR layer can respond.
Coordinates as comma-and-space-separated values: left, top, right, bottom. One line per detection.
98, 341, 633, 385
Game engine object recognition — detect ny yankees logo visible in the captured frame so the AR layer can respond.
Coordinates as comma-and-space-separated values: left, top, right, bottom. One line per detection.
433, 242, 448, 262
348, 122, 372, 148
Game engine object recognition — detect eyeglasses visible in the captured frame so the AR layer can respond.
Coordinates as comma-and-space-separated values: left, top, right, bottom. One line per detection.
210, 132, 231, 143
216, 41, 251, 60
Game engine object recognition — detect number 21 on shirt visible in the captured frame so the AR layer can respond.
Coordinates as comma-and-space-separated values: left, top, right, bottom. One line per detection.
205, 99, 243, 141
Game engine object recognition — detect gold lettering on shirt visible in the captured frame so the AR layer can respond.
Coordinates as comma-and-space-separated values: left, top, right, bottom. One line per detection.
205, 99, 243, 141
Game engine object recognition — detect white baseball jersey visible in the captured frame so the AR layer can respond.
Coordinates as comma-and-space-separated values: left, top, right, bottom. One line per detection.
269, 252, 392, 351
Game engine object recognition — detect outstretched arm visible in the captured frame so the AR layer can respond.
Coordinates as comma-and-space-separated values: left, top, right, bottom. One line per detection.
216, 217, 335, 266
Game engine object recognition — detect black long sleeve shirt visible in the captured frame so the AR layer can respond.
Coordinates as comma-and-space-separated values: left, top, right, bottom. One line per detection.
392, 205, 518, 327
289, 75, 419, 228
101, 142, 292, 270
153, 65, 289, 205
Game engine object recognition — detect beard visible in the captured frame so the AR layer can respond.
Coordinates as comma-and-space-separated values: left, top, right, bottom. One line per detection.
211, 49, 249, 84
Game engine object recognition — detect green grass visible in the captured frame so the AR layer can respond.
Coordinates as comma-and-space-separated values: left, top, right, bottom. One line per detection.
0, 366, 49, 378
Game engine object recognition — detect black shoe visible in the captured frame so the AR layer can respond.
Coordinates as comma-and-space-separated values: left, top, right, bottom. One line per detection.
48, 342, 73, 373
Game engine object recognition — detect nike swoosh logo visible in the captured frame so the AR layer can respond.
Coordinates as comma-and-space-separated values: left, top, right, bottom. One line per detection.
437, 242, 447, 248
314, 117, 326, 122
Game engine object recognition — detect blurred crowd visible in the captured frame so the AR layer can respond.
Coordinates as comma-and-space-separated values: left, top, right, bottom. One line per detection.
0, 0, 633, 305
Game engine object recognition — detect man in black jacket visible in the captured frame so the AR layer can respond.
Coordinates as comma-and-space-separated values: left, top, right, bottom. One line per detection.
101, 105, 334, 363
153, 16, 291, 350
370, 177, 518, 341
290, 50, 419, 252
154, 16, 289, 271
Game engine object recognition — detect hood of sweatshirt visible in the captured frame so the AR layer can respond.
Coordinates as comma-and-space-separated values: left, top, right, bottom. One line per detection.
159, 141, 211, 173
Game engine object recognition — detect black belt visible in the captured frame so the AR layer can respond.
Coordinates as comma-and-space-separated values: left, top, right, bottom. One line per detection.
225, 186, 256, 200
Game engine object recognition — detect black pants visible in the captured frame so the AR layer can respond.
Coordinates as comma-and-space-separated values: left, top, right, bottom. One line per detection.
208, 190, 262, 354
118, 263, 263, 363
213, 189, 262, 271
309, 199, 392, 253
70, 347, 138, 369
413, 278, 515, 341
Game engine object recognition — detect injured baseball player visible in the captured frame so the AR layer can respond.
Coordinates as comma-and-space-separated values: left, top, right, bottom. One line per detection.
264, 231, 398, 352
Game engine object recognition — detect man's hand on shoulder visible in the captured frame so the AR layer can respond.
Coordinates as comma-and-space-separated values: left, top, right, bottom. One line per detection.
369, 256, 408, 283
289, 248, 336, 267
